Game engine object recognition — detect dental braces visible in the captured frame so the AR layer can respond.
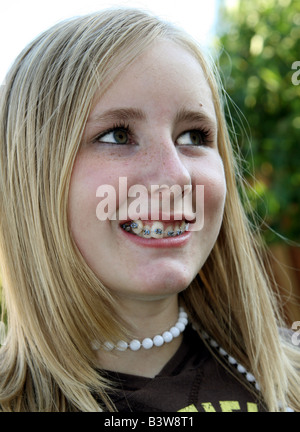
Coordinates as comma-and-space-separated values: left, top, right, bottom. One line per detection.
121, 221, 189, 237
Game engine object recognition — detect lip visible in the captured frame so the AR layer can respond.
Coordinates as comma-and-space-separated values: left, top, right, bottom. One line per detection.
120, 226, 192, 248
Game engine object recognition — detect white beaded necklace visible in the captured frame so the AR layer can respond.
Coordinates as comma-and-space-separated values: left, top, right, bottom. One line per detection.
92, 307, 188, 352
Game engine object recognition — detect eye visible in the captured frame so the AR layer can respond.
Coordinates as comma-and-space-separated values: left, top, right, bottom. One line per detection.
177, 129, 211, 146
97, 127, 129, 145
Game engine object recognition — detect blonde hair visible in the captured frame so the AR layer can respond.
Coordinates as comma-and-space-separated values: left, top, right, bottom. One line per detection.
0, 8, 299, 412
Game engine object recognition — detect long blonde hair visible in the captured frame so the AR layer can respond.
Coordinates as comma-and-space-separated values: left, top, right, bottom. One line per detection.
0, 8, 299, 412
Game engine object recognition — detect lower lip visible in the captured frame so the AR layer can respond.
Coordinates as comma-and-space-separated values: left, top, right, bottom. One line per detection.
120, 228, 192, 248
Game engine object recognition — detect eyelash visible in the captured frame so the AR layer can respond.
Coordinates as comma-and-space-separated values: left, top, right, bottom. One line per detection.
94, 123, 213, 146
94, 122, 132, 144
187, 128, 212, 146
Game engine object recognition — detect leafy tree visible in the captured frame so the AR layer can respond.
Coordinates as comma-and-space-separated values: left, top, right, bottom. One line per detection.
216, 0, 300, 244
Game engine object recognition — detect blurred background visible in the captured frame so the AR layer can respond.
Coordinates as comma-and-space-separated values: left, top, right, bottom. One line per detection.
216, 0, 300, 324
0, 0, 299, 327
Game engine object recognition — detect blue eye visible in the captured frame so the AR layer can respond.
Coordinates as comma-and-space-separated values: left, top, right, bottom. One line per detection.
97, 127, 129, 144
177, 129, 210, 146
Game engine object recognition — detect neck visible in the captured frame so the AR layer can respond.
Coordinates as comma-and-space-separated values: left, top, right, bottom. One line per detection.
95, 296, 184, 378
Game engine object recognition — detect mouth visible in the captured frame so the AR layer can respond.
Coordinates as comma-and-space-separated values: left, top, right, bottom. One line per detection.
121, 219, 189, 239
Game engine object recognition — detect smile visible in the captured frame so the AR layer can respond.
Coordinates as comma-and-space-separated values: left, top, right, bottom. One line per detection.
121, 220, 189, 239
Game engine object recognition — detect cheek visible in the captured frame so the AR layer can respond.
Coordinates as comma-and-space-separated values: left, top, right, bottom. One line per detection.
205, 175, 227, 208
193, 158, 226, 227
68, 155, 108, 242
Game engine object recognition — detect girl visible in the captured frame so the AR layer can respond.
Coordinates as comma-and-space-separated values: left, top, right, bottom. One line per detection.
0, 8, 299, 412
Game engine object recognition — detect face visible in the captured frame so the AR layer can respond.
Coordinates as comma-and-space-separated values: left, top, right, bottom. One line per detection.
68, 40, 226, 302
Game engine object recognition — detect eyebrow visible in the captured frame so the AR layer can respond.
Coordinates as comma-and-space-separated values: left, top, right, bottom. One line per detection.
174, 108, 217, 127
87, 107, 146, 124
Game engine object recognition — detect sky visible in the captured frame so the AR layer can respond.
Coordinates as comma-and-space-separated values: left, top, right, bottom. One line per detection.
0, 0, 219, 84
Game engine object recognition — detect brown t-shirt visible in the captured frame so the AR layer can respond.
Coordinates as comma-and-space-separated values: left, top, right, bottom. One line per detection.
103, 325, 265, 412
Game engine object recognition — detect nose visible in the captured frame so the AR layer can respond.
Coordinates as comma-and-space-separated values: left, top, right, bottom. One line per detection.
137, 135, 193, 220
142, 135, 192, 191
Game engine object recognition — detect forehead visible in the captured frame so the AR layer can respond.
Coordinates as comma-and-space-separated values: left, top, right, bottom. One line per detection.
89, 40, 216, 123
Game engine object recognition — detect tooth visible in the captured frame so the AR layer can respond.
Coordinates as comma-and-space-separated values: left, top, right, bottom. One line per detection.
164, 225, 174, 238
180, 221, 187, 232
151, 222, 164, 238
131, 219, 143, 234
174, 223, 181, 236
142, 224, 151, 238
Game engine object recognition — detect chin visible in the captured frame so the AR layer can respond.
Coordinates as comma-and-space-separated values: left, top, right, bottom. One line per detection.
134, 268, 197, 297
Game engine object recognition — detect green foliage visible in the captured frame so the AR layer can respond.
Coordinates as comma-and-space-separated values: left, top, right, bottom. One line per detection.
216, 0, 300, 244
